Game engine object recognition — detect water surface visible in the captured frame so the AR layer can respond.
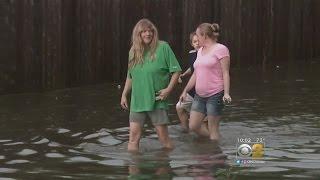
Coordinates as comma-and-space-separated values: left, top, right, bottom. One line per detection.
0, 68, 319, 179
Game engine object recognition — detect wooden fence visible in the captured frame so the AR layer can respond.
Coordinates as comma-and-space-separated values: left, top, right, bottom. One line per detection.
0, 0, 319, 93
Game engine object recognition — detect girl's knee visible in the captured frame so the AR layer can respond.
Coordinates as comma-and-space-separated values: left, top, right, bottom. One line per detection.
189, 123, 200, 132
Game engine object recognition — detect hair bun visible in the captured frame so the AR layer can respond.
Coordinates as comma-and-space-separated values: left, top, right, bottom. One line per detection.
211, 23, 220, 32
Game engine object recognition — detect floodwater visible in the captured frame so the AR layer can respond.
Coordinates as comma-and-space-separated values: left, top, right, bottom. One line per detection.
0, 67, 319, 179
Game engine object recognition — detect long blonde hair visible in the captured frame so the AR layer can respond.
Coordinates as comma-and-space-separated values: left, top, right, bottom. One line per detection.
128, 19, 159, 69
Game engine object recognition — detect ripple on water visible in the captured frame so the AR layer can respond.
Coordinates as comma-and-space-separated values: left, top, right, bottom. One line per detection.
0, 140, 12, 143
97, 159, 126, 166
57, 128, 71, 134
48, 142, 62, 147
284, 174, 315, 178
0, 168, 18, 173
0, 178, 16, 180
65, 156, 97, 163
170, 160, 197, 168
54, 176, 73, 179
71, 132, 83, 137
16, 149, 37, 156
97, 136, 122, 145
276, 161, 320, 169
83, 131, 110, 140
5, 160, 30, 165
68, 149, 83, 154
3, 142, 24, 146
114, 127, 129, 132
32, 138, 49, 144
284, 148, 315, 153
45, 153, 66, 158
267, 149, 320, 161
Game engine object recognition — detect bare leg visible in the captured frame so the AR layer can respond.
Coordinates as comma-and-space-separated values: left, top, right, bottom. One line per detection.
207, 115, 221, 140
176, 106, 189, 132
155, 124, 174, 149
128, 122, 142, 152
189, 111, 209, 137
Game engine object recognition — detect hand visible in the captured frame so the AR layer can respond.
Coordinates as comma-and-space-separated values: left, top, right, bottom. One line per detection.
120, 95, 129, 110
156, 88, 171, 101
178, 74, 184, 84
223, 94, 232, 104
179, 91, 187, 103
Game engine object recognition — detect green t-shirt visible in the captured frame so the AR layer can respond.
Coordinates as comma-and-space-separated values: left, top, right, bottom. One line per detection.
128, 41, 182, 112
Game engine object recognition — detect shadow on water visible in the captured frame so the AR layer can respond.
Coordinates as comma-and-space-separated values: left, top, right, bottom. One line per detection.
0, 64, 320, 179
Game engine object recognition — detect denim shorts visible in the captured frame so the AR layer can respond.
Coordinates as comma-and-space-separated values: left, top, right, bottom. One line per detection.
191, 91, 224, 116
129, 109, 169, 126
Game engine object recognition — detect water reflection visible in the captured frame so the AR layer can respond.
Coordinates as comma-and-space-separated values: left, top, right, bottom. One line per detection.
172, 138, 227, 179
127, 138, 227, 180
128, 150, 172, 179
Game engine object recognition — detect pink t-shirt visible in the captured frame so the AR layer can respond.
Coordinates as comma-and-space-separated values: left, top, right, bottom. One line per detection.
193, 43, 230, 97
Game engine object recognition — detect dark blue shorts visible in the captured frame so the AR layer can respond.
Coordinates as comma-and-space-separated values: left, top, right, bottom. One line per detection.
191, 91, 224, 116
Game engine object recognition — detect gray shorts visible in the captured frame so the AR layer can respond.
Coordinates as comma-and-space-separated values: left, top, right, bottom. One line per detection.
129, 109, 170, 126
176, 93, 193, 112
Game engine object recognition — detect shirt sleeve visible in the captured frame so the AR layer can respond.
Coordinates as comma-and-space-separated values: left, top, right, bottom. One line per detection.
188, 51, 197, 72
216, 45, 230, 60
127, 71, 132, 79
127, 52, 132, 79
164, 42, 182, 73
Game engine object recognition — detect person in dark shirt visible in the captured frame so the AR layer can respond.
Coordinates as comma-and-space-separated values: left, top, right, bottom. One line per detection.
176, 32, 200, 132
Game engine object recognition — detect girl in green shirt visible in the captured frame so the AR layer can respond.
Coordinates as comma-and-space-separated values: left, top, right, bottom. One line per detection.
120, 19, 181, 152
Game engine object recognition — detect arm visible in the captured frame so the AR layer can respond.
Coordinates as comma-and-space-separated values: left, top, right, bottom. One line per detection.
180, 68, 192, 78
220, 57, 231, 103
179, 73, 196, 102
183, 72, 196, 93
167, 71, 180, 91
120, 77, 132, 110
178, 68, 191, 83
157, 71, 181, 100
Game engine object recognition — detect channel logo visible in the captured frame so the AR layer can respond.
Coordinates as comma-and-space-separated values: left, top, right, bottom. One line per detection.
237, 143, 264, 158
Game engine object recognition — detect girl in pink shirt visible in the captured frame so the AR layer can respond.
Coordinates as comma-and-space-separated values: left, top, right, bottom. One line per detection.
179, 23, 232, 140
